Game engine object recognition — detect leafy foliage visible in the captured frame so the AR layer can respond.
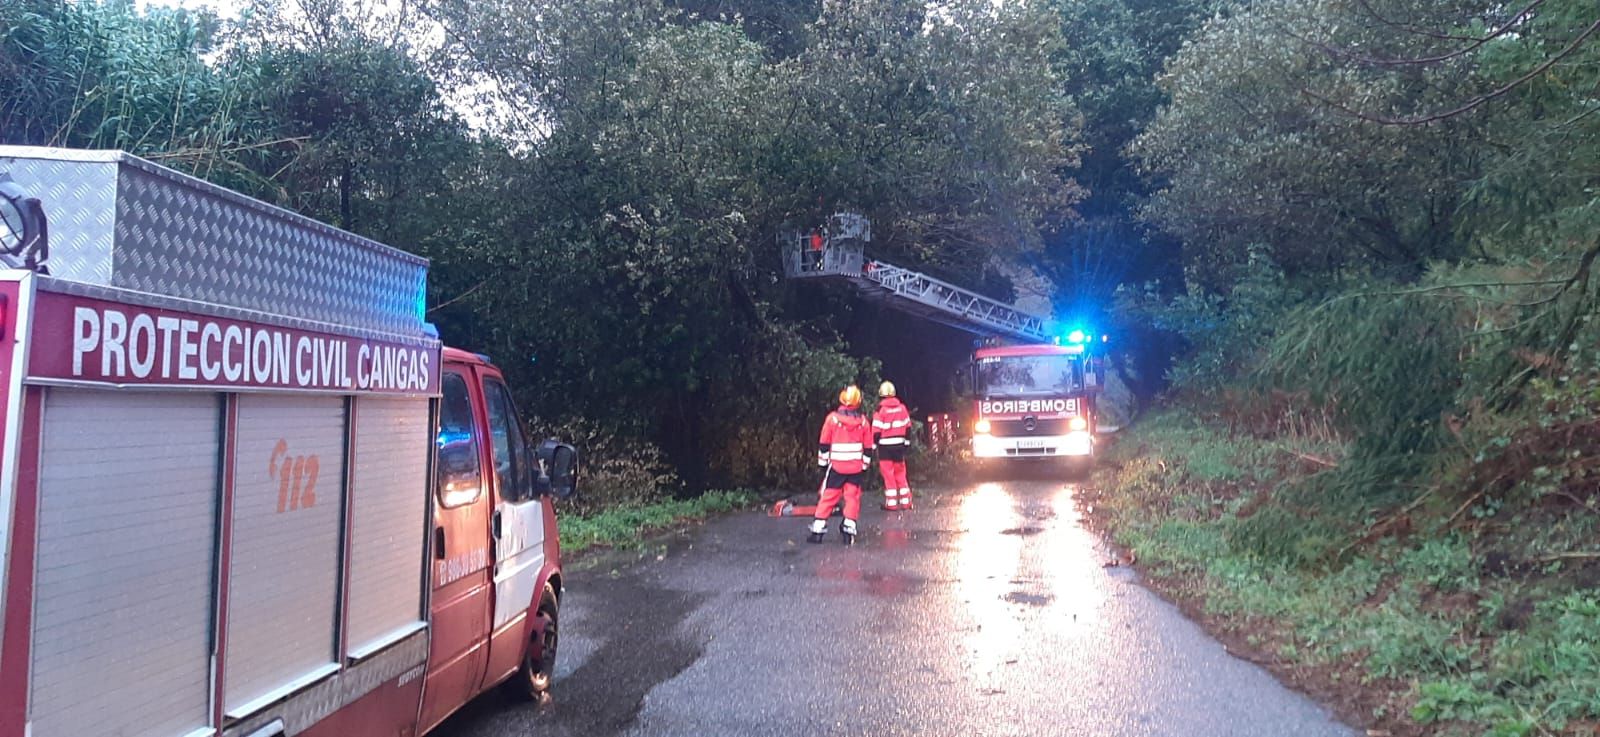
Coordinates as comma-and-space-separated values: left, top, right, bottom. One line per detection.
3, 0, 1075, 495
1100, 411, 1600, 736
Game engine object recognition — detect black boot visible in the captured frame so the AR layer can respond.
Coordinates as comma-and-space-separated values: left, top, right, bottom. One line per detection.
807, 531, 826, 544
840, 520, 858, 546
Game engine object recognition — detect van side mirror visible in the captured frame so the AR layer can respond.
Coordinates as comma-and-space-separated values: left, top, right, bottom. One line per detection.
535, 439, 579, 500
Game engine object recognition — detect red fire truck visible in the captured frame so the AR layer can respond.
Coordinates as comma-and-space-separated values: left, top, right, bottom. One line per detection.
780, 213, 1107, 468
0, 147, 576, 737
966, 332, 1100, 466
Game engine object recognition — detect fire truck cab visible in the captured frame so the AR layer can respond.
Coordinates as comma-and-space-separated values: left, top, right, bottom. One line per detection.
964, 334, 1101, 465
0, 147, 575, 737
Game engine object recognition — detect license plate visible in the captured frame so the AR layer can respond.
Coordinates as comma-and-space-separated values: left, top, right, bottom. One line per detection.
1017, 438, 1048, 449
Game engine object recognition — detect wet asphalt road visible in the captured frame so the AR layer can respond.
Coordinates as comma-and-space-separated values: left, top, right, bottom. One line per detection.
435, 475, 1356, 737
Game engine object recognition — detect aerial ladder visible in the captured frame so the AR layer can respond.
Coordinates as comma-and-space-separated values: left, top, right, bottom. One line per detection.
779, 212, 1053, 342
779, 213, 1115, 471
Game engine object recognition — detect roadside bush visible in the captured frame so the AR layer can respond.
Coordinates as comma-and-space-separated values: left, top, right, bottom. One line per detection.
707, 328, 880, 490
531, 416, 679, 510
1115, 248, 1302, 397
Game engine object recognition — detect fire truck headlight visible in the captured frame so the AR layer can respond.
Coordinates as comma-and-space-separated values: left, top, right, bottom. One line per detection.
974, 419, 992, 434
1069, 416, 1088, 432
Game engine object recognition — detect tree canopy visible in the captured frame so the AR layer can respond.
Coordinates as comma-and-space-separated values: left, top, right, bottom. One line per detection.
2, 0, 1078, 492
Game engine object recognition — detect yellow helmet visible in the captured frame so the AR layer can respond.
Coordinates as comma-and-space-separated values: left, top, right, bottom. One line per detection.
878, 381, 896, 398
838, 385, 863, 408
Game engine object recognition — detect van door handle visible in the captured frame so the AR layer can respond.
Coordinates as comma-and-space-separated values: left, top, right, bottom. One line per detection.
434, 527, 446, 559
492, 511, 503, 540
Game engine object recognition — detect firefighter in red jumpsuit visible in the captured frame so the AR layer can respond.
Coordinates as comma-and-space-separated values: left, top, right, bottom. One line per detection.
872, 381, 913, 511
807, 229, 825, 271
810, 385, 874, 544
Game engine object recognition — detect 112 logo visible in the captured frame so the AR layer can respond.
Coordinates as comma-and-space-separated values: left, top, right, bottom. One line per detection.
269, 439, 321, 513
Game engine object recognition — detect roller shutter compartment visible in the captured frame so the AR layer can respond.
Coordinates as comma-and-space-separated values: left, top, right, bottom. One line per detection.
224, 394, 346, 716
30, 390, 219, 737
345, 396, 430, 657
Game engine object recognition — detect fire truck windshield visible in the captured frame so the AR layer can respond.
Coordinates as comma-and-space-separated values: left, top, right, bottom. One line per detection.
975, 354, 1082, 397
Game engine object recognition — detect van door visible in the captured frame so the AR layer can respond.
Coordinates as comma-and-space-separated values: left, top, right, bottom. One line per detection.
418, 370, 493, 732
479, 374, 547, 687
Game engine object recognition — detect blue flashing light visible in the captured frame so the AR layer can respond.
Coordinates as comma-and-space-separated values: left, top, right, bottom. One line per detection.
1067, 329, 1087, 345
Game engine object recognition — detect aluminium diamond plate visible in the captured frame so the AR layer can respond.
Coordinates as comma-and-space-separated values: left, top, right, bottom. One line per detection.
0, 147, 430, 337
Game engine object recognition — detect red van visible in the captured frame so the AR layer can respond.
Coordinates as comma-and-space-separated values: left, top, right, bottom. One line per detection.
0, 147, 576, 737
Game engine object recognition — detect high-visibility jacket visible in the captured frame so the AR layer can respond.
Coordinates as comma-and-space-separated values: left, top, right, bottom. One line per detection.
872, 398, 912, 461
818, 406, 874, 474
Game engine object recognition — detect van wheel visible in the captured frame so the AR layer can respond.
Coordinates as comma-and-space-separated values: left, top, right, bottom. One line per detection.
507, 583, 559, 701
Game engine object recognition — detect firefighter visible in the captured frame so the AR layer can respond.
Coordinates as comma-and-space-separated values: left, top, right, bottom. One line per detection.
807, 229, 825, 271
811, 385, 874, 544
872, 381, 913, 511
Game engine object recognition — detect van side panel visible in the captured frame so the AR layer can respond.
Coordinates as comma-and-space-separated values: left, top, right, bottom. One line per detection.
0, 272, 31, 648
0, 389, 42, 737
418, 368, 492, 732
296, 671, 424, 737
29, 389, 219, 737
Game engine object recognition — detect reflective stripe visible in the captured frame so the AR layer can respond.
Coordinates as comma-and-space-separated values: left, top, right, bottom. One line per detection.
891, 419, 911, 428
830, 442, 864, 452
872, 420, 891, 429
879, 437, 906, 445
830, 452, 863, 461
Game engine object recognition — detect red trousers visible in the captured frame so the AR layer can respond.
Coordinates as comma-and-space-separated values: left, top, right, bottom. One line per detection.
878, 459, 908, 491
815, 470, 863, 521
879, 459, 912, 509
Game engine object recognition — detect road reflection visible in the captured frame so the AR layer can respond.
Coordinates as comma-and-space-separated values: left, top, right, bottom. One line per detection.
956, 482, 1025, 687
955, 482, 1113, 691
1045, 484, 1108, 630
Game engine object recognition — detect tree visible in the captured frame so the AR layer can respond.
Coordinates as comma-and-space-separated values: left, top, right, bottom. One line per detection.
1130, 0, 1500, 282
422, 0, 1079, 487
0, 1, 267, 175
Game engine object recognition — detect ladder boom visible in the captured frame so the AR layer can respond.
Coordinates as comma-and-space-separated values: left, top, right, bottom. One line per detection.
780, 213, 1051, 343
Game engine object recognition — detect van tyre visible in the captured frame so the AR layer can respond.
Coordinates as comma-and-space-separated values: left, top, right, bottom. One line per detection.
507, 583, 560, 701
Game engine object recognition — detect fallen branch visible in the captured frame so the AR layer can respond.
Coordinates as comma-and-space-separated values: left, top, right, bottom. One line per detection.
1445, 489, 1489, 527
145, 136, 311, 161
1531, 551, 1600, 564
1276, 446, 1338, 468
1337, 488, 1435, 559
428, 276, 494, 313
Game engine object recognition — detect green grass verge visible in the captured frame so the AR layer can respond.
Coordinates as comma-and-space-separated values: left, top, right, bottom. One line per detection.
558, 489, 757, 555
1095, 410, 1600, 737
